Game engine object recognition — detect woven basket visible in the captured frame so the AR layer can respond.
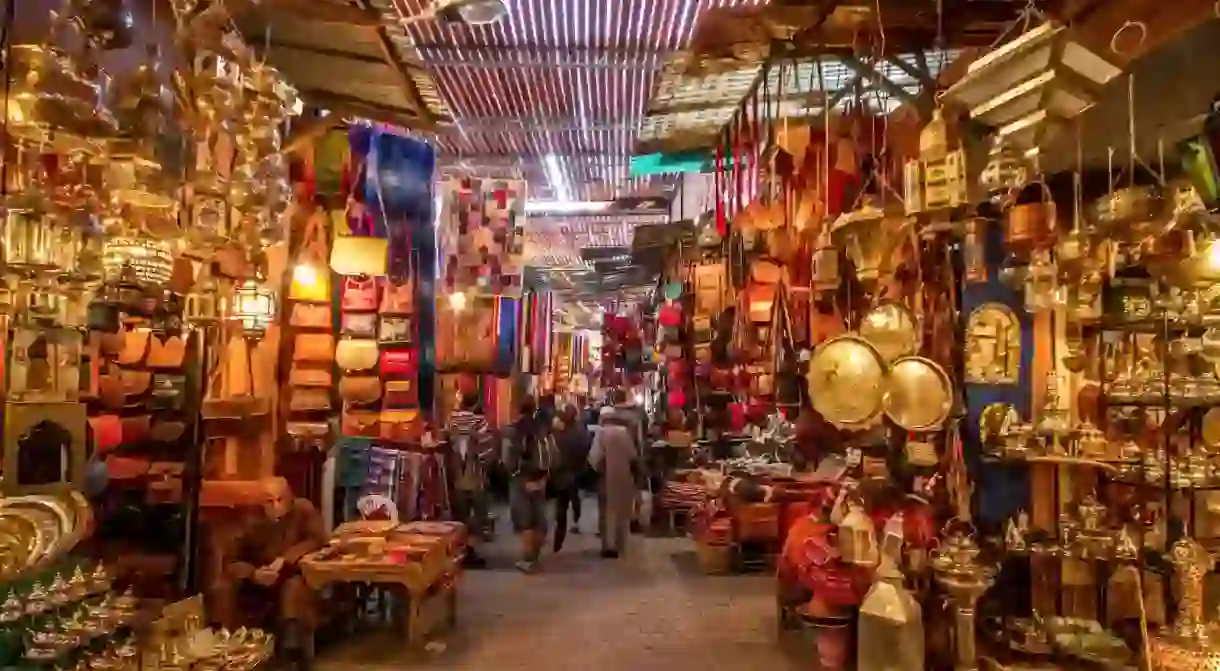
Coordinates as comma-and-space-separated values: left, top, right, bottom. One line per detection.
735, 503, 780, 542
696, 541, 733, 575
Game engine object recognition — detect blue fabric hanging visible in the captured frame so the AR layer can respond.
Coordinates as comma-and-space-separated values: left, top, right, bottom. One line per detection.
496, 297, 519, 375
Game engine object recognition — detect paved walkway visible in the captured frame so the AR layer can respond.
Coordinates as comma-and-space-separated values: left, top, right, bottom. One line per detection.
315, 500, 809, 671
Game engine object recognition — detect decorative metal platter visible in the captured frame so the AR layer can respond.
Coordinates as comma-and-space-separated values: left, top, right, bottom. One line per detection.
0, 492, 89, 579
0, 511, 42, 578
859, 301, 920, 362
885, 356, 954, 431
806, 335, 887, 430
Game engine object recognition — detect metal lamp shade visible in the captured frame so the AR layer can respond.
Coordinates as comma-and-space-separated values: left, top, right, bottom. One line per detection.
830, 205, 910, 287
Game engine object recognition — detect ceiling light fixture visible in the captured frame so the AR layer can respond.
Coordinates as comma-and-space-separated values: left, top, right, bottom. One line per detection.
542, 154, 572, 203
525, 200, 612, 214
398, 0, 508, 27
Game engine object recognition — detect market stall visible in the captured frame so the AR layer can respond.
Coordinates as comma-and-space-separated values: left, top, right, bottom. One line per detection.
637, 0, 1220, 668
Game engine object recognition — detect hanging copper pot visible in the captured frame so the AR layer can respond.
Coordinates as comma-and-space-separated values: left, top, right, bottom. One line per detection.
1004, 180, 1056, 260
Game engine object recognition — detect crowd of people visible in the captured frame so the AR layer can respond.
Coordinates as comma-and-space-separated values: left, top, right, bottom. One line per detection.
446, 389, 647, 573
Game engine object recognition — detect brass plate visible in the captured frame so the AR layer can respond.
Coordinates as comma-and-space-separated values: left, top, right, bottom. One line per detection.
0, 510, 42, 579
885, 356, 954, 431
1204, 408, 1220, 452
806, 335, 887, 430
859, 301, 920, 363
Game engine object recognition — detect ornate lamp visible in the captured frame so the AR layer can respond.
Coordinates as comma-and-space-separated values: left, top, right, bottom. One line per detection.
943, 20, 1122, 153
102, 236, 173, 286
829, 198, 910, 291
232, 280, 276, 337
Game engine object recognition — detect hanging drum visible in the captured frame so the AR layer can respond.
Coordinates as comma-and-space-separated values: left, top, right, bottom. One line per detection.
859, 302, 919, 363
806, 335, 887, 430
884, 356, 954, 431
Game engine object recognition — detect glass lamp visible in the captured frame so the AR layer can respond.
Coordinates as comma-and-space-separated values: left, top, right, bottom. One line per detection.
232, 280, 276, 336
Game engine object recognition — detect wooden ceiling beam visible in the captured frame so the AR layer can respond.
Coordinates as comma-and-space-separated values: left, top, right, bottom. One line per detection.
223, 0, 383, 27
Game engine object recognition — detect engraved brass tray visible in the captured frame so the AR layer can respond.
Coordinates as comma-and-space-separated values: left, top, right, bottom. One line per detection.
885, 356, 954, 431
806, 335, 887, 430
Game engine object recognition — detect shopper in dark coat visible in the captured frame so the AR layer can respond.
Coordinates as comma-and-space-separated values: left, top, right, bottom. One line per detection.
551, 404, 590, 551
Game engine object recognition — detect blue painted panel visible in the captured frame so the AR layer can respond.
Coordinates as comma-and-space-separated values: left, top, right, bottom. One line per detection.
962, 221, 1033, 525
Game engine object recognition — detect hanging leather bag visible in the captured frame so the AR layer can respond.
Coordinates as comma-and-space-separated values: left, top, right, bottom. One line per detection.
290, 210, 332, 303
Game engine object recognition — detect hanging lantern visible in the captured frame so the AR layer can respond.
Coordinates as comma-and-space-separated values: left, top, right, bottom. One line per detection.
942, 20, 1122, 152
812, 235, 841, 293
963, 218, 988, 283
858, 557, 924, 671
185, 276, 219, 324
102, 236, 173, 287
3, 209, 58, 270
1005, 181, 1056, 261
829, 199, 910, 290
232, 280, 276, 336
1023, 250, 1058, 313
837, 500, 879, 566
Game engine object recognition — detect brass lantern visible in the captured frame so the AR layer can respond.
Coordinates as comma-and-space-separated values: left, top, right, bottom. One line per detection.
942, 20, 1122, 153
3, 209, 58, 270
232, 280, 276, 336
837, 500, 879, 567
829, 198, 910, 290
102, 237, 173, 287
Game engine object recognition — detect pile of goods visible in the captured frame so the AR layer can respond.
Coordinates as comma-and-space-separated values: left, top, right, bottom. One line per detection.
300, 520, 467, 593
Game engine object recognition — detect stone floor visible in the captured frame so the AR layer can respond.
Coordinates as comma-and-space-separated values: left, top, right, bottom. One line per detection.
315, 499, 810, 671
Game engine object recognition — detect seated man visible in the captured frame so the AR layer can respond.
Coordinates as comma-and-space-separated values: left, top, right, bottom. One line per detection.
208, 482, 325, 670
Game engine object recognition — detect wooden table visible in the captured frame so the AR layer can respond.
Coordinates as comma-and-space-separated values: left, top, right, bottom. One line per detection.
300, 553, 458, 648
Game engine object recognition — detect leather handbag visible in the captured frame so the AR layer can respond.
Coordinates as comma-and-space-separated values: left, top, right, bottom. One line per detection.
286, 421, 329, 438
290, 387, 332, 412
380, 279, 414, 314
379, 408, 421, 442
150, 374, 186, 411
378, 316, 413, 344
290, 303, 332, 329
121, 369, 152, 396
342, 312, 378, 338
98, 370, 125, 410
340, 277, 379, 312
121, 414, 151, 443
150, 420, 186, 443
289, 365, 332, 388
290, 210, 332, 302
117, 329, 150, 365
341, 409, 380, 437
339, 376, 382, 405
336, 338, 379, 371
751, 259, 783, 284
293, 333, 335, 363
383, 379, 417, 408
147, 334, 186, 369
88, 414, 123, 455
331, 194, 389, 276
380, 349, 417, 376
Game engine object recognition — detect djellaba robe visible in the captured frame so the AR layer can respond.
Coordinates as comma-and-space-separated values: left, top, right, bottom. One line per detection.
589, 422, 636, 553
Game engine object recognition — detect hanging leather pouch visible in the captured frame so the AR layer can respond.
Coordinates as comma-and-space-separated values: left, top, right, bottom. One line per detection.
379, 316, 413, 344
336, 338, 379, 371
380, 278, 414, 314
341, 312, 378, 338
121, 414, 152, 443
147, 334, 186, 369
380, 349, 417, 376
98, 371, 125, 410
290, 303, 332, 329
289, 365, 332, 388
379, 408, 421, 442
339, 376, 382, 405
341, 408, 381, 438
293, 333, 335, 363
118, 330, 150, 365
122, 369, 152, 397
340, 277, 379, 311
89, 414, 123, 455
384, 379, 417, 408
290, 387, 333, 412
150, 420, 187, 444
150, 374, 186, 411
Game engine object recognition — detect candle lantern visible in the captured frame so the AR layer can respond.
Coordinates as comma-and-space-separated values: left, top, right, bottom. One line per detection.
931, 530, 996, 671
232, 280, 276, 336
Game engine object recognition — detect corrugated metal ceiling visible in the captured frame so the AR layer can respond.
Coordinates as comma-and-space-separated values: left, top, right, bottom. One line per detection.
395, 0, 769, 202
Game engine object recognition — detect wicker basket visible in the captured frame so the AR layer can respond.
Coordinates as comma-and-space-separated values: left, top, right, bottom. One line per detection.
696, 541, 733, 575
735, 502, 780, 541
